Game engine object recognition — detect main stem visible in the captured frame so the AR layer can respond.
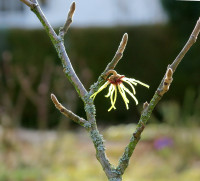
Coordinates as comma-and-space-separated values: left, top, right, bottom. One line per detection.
25, 2, 115, 180
84, 97, 119, 180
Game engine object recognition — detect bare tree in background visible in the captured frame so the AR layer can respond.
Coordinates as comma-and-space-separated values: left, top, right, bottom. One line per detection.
0, 51, 26, 168
16, 59, 53, 129
19, 0, 200, 180
0, 51, 26, 127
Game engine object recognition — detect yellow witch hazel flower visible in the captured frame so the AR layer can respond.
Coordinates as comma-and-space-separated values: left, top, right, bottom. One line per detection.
90, 70, 149, 111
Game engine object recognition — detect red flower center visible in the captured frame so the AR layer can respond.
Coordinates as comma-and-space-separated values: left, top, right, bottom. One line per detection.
108, 76, 125, 85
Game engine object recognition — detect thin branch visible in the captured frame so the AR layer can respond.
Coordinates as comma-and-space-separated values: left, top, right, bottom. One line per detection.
170, 17, 200, 72
20, 0, 87, 100
89, 33, 128, 94
117, 95, 160, 174
117, 17, 200, 175
59, 2, 76, 39
158, 17, 200, 91
104, 33, 128, 75
51, 94, 88, 127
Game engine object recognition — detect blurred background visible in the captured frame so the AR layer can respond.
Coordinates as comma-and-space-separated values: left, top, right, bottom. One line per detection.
0, 0, 200, 180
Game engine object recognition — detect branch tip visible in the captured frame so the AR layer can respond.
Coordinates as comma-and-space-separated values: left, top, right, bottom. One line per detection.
51, 93, 87, 126
51, 93, 62, 110
59, 1, 76, 38
123, 33, 128, 41
118, 33, 128, 54
90, 33, 129, 94
51, 93, 58, 104
167, 68, 173, 78
51, 93, 55, 98
71, 2, 76, 14
68, 1, 76, 19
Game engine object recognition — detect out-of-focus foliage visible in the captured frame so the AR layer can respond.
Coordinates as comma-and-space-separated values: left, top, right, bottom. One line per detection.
158, 87, 200, 126
160, 0, 200, 33
0, 25, 200, 127
0, 125, 200, 181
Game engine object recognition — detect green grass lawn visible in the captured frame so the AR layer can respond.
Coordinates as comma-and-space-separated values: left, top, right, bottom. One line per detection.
0, 124, 200, 181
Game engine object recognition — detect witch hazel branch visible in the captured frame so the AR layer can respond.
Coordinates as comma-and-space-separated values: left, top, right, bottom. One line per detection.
19, 1, 200, 180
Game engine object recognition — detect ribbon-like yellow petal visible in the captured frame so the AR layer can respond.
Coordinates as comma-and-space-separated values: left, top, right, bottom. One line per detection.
121, 78, 136, 94
108, 86, 118, 112
118, 84, 129, 109
105, 84, 114, 98
120, 83, 138, 105
90, 81, 110, 100
128, 78, 149, 88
